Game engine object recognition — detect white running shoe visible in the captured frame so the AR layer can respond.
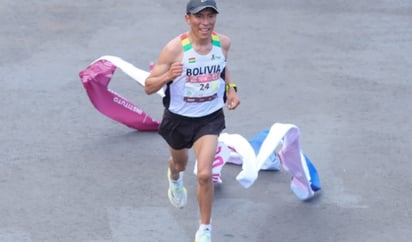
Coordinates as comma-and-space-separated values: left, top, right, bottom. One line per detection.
167, 168, 187, 208
195, 229, 211, 242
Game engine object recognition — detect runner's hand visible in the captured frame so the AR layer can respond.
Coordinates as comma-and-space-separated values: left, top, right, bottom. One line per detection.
167, 62, 183, 80
226, 90, 240, 110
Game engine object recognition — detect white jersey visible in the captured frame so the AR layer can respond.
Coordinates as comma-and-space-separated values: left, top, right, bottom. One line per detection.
163, 32, 226, 117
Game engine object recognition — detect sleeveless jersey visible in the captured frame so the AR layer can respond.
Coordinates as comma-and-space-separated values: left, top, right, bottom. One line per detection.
163, 32, 226, 117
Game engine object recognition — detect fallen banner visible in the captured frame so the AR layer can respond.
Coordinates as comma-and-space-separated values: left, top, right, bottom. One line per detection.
80, 56, 321, 201
79, 56, 162, 131
202, 123, 321, 201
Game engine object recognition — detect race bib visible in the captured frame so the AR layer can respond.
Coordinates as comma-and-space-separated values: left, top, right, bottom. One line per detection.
184, 73, 220, 103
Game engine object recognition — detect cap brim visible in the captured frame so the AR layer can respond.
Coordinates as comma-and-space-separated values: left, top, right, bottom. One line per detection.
188, 6, 219, 14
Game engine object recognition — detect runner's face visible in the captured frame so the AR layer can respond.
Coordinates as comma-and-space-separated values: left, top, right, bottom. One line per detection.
187, 8, 217, 38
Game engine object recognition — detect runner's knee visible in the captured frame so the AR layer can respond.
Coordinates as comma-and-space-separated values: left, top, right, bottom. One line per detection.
196, 169, 213, 185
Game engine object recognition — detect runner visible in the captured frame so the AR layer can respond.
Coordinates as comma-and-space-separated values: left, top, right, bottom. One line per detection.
144, 0, 240, 241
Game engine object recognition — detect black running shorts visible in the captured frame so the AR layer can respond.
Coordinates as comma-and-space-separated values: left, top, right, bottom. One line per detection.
158, 108, 226, 149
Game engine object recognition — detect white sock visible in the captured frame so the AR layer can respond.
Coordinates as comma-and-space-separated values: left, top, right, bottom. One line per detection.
170, 176, 181, 182
169, 170, 182, 183
199, 224, 212, 232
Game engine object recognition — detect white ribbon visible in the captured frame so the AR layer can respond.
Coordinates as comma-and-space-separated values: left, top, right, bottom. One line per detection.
195, 123, 321, 200
95, 55, 165, 97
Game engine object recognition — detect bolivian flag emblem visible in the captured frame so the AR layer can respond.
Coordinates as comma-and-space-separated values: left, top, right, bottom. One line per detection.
188, 57, 196, 63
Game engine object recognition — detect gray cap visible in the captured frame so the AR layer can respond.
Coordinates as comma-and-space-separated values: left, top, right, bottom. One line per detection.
186, 0, 219, 14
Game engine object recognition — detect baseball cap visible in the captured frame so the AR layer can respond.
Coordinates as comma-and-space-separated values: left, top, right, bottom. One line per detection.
186, 0, 219, 14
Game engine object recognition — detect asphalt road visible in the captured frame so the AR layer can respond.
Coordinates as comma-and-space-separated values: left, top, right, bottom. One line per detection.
1, 0, 411, 241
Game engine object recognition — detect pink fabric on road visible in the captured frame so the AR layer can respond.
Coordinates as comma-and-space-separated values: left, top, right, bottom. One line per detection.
79, 59, 160, 131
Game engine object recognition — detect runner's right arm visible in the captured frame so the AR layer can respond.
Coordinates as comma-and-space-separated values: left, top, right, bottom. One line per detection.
144, 38, 183, 95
